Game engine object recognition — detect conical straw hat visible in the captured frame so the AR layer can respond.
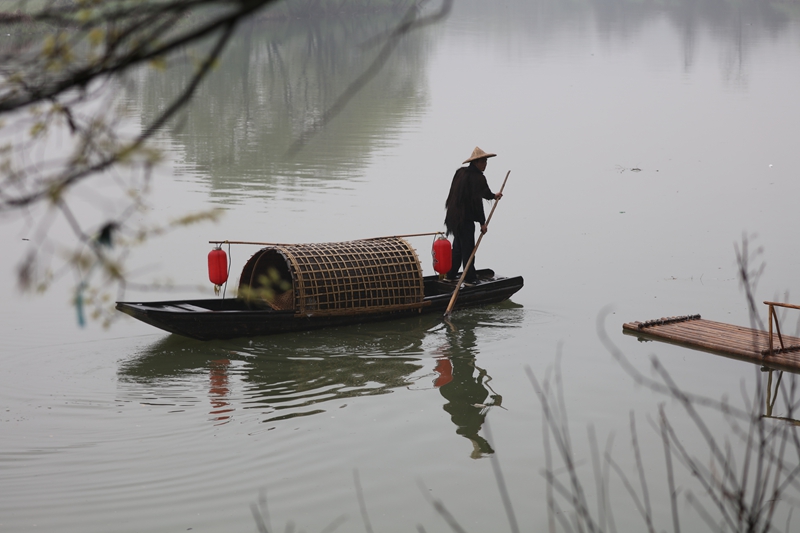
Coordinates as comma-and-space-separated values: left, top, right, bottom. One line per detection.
463, 146, 497, 164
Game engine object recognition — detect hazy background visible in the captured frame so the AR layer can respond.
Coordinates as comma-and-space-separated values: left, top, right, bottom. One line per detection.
2, 0, 800, 531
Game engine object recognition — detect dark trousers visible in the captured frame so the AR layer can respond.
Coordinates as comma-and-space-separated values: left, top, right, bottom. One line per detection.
447, 224, 478, 283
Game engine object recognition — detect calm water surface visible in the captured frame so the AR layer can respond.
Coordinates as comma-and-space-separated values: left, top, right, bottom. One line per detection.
3, 1, 800, 531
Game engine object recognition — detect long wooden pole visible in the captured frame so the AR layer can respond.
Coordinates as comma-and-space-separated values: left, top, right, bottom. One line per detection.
363, 232, 444, 241
208, 240, 295, 246
208, 232, 444, 248
444, 170, 511, 318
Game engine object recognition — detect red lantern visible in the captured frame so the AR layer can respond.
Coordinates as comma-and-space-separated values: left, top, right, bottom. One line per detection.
432, 236, 452, 275
208, 247, 228, 285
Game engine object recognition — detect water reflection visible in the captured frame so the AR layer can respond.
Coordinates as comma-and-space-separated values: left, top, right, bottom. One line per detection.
124, 14, 430, 201
208, 359, 234, 424
453, 0, 796, 47
118, 0, 800, 203
434, 319, 506, 459
762, 368, 800, 426
118, 305, 523, 439
118, 317, 438, 424
449, 0, 797, 89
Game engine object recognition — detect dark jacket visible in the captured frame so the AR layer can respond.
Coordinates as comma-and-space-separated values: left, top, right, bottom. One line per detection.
444, 163, 496, 234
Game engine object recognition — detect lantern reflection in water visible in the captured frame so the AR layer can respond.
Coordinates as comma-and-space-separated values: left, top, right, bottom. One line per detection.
209, 359, 233, 424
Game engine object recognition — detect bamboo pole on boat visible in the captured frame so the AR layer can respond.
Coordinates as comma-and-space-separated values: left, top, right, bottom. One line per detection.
363, 232, 444, 240
208, 232, 444, 248
444, 170, 511, 318
208, 240, 296, 246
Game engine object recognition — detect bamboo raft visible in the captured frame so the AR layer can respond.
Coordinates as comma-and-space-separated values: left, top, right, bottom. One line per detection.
622, 302, 800, 373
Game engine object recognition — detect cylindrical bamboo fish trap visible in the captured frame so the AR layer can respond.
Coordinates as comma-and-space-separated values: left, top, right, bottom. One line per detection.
237, 237, 426, 316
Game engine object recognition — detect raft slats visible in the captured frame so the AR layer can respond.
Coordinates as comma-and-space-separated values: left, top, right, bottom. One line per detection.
623, 317, 800, 372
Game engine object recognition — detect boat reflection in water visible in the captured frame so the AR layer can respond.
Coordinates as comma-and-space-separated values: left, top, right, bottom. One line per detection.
118, 318, 431, 426
118, 303, 523, 443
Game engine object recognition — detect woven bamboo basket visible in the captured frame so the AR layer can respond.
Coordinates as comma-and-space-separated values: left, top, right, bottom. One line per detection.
237, 237, 426, 316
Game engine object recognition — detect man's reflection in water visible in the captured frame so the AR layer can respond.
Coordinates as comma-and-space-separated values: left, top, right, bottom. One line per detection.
209, 359, 234, 424
434, 322, 502, 459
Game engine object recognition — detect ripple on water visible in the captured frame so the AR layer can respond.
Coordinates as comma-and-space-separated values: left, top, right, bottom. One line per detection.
1, 304, 541, 532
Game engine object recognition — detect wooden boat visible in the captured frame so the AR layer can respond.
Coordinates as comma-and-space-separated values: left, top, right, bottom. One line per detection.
116, 237, 523, 341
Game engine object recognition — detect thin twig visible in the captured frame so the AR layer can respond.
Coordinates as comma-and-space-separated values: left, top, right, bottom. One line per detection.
416, 480, 469, 533
353, 469, 374, 533
629, 412, 655, 533
484, 420, 520, 533
527, 363, 598, 533
659, 405, 681, 533
605, 453, 653, 530
587, 425, 607, 533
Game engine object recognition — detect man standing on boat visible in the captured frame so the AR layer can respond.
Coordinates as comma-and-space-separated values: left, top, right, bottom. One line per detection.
444, 147, 503, 285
